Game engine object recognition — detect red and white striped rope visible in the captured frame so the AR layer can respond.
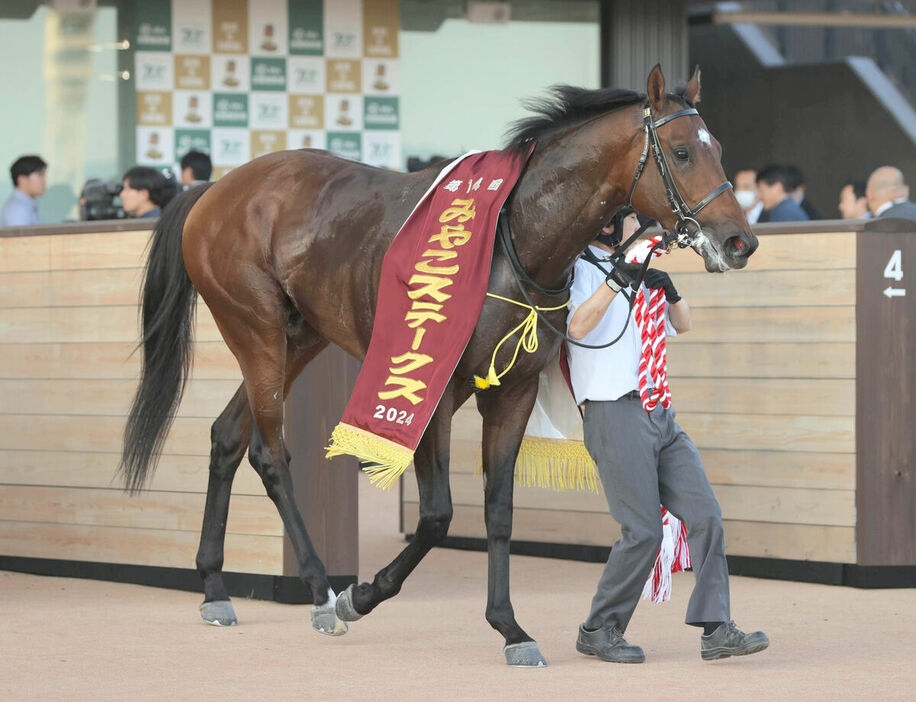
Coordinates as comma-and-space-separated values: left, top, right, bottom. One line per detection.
628, 237, 671, 413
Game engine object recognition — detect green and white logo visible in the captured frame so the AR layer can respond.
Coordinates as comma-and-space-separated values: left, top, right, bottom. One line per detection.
175, 129, 211, 157
327, 131, 361, 161
364, 97, 399, 130
251, 58, 287, 91
213, 93, 249, 127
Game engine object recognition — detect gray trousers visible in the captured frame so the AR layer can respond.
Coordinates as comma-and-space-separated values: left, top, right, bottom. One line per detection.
583, 396, 730, 632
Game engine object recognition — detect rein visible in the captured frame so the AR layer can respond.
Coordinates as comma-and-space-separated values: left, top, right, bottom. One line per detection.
496, 215, 666, 351
493, 101, 732, 352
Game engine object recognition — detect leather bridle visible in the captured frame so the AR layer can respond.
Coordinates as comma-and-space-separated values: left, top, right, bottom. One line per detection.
625, 104, 732, 251
492, 101, 734, 351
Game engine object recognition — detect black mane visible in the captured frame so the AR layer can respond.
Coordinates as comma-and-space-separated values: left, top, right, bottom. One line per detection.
505, 84, 692, 150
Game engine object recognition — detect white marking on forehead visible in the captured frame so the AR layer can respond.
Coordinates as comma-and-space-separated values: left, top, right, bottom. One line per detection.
697, 129, 712, 146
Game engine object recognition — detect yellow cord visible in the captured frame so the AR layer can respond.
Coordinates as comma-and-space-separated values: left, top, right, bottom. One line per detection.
473, 293, 569, 389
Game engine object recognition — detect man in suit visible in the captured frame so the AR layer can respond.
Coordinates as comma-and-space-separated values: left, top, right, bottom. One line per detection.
756, 165, 809, 223
867, 166, 916, 222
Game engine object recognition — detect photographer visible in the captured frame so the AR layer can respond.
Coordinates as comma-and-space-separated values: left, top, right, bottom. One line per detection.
120, 166, 177, 219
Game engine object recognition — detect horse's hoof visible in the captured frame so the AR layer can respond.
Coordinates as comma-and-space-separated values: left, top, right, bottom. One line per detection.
504, 641, 547, 668
200, 600, 237, 626
334, 584, 364, 622
310, 587, 348, 636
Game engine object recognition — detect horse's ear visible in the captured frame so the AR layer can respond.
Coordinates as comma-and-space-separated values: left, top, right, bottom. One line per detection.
685, 65, 701, 105
647, 64, 666, 113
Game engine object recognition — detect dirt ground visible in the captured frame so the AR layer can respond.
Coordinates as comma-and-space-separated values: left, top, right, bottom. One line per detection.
2, 479, 914, 702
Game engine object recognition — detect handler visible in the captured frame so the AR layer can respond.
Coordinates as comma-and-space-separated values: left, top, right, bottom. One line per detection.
566, 207, 769, 663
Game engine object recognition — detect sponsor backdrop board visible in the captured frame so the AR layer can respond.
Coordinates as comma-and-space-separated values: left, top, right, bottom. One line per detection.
134, 0, 400, 175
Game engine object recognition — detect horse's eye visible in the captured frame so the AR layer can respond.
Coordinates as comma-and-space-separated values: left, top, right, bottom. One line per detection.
673, 147, 689, 161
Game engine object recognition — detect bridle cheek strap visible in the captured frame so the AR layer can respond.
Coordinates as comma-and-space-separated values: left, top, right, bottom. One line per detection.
625, 105, 732, 249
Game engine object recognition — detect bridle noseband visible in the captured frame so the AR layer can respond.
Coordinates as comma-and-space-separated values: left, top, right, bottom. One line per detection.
625, 105, 732, 251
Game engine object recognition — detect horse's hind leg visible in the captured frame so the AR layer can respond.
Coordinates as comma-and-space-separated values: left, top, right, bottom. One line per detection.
237, 324, 345, 635
335, 384, 467, 622
477, 378, 546, 667
197, 384, 250, 626
196, 320, 329, 627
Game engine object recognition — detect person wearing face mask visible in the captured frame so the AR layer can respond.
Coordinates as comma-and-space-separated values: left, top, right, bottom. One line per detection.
566, 207, 769, 664
733, 169, 762, 224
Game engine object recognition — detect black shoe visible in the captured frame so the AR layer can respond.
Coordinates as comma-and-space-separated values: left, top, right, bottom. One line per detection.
700, 620, 769, 661
576, 624, 645, 663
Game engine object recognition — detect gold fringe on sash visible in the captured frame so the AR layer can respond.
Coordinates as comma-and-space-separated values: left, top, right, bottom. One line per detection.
326, 423, 414, 491
477, 436, 601, 493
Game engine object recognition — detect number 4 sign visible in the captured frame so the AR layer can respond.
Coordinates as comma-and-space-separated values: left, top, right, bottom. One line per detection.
883, 249, 906, 298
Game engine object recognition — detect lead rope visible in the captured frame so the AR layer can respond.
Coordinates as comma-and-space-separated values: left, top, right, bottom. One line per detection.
634, 287, 672, 412
628, 236, 673, 412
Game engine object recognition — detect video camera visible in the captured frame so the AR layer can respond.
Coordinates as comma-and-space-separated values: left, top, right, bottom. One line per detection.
80, 179, 125, 221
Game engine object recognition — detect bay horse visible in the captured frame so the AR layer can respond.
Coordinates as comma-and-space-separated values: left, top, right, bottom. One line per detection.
121, 65, 757, 667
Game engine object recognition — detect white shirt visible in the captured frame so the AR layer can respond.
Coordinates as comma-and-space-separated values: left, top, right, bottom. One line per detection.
0, 189, 39, 227
745, 200, 764, 224
566, 246, 676, 404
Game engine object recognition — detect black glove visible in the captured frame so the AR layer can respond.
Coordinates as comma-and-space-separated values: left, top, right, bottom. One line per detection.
643, 268, 681, 303
604, 260, 641, 293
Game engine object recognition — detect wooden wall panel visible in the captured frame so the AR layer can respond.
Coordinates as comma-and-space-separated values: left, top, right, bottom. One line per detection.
0, 450, 266, 495
673, 413, 854, 454
0, 341, 239, 380
0, 235, 51, 272
680, 307, 854, 343
48, 231, 151, 270
0, 304, 224, 344
0, 226, 286, 579
659, 232, 856, 272
671, 268, 855, 308
0, 520, 284, 574
699, 450, 855, 490
0, 415, 213, 455
666, 342, 855, 379
407, 230, 862, 565
0, 485, 279, 536
666, 378, 854, 416
855, 228, 916, 565
0, 268, 143, 308
0, 378, 241, 417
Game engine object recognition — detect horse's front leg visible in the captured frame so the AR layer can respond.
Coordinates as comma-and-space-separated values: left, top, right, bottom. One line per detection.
335, 388, 462, 621
477, 377, 546, 668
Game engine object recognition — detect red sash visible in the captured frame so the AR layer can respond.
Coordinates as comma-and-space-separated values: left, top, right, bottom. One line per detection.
326, 148, 532, 488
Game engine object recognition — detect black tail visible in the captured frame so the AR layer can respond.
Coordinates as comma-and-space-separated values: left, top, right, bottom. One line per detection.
120, 183, 214, 494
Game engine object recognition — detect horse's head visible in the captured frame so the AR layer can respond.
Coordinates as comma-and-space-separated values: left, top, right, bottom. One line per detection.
627, 65, 758, 271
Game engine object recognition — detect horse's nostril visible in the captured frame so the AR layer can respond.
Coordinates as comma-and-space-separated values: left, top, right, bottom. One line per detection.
727, 235, 749, 257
